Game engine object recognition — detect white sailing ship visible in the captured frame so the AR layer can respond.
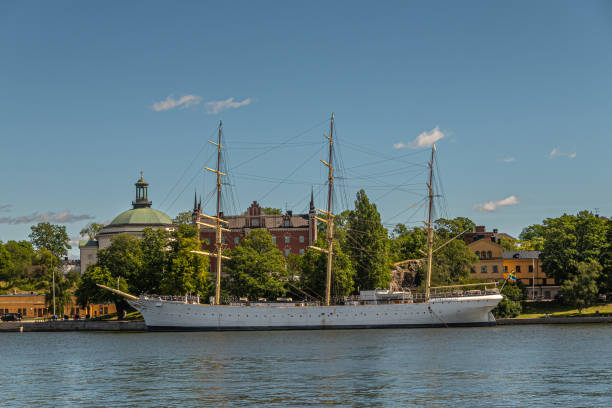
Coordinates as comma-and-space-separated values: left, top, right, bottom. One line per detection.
101, 116, 502, 330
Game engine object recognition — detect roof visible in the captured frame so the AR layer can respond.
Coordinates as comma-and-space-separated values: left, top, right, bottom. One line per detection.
223, 214, 310, 229
109, 207, 173, 226
503, 251, 541, 260
79, 240, 99, 248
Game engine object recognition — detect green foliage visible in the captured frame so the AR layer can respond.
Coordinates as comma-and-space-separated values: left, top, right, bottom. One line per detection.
261, 207, 282, 215
434, 217, 476, 235
298, 237, 355, 300
344, 190, 390, 290
499, 237, 537, 252
75, 265, 128, 309
0, 243, 12, 281
138, 227, 170, 294
160, 224, 211, 296
45, 273, 73, 316
541, 211, 608, 284
173, 211, 193, 226
492, 282, 523, 318
519, 224, 545, 251
97, 234, 143, 292
431, 218, 478, 285
389, 224, 427, 264
561, 260, 601, 312
1, 240, 35, 280
224, 229, 288, 300
80, 222, 105, 241
29, 222, 71, 260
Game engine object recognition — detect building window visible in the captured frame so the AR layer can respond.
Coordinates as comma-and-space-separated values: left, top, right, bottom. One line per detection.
284, 249, 290, 256
204, 238, 210, 245
299, 249, 305, 255
283, 220, 290, 227
299, 235, 304, 243
516, 266, 521, 273
481, 266, 487, 273
252, 219, 259, 227
475, 251, 480, 258
234, 237, 240, 245
272, 236, 276, 244
285, 236, 290, 244
504, 265, 508, 273
470, 268, 476, 274
545, 291, 551, 299
528, 265, 534, 273
221, 237, 226, 244
492, 265, 498, 273
487, 251, 492, 259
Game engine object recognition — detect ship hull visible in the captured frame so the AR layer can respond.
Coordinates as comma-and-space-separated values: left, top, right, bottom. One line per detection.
129, 294, 502, 331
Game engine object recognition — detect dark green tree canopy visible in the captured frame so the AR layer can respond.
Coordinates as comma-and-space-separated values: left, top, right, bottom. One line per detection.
80, 222, 105, 241
224, 229, 288, 300
561, 260, 602, 312
29, 222, 71, 260
344, 190, 390, 291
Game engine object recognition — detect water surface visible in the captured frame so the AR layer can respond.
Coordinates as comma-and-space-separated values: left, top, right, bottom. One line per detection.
2, 325, 611, 407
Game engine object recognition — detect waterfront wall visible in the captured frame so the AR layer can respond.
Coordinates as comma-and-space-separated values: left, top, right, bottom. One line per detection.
0, 320, 145, 332
497, 316, 612, 325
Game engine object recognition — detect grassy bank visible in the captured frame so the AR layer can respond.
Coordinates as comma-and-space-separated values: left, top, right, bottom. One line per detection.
517, 301, 612, 318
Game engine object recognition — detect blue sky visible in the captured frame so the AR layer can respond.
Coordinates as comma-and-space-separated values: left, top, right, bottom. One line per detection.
1, 1, 611, 256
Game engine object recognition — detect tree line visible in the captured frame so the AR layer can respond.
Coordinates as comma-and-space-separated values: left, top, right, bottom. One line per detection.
2, 192, 610, 317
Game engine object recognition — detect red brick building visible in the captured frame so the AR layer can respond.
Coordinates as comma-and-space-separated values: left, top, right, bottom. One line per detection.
463, 225, 515, 245
192, 194, 317, 266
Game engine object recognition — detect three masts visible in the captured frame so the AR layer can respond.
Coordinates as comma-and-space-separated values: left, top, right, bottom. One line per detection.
100, 114, 503, 330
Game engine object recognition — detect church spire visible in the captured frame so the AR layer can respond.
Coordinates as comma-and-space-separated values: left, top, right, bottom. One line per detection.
132, 171, 152, 209
194, 190, 198, 212
309, 186, 315, 213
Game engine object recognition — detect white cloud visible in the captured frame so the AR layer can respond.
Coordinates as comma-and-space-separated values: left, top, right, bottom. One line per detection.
549, 147, 576, 160
473, 195, 520, 213
0, 210, 94, 225
503, 157, 517, 163
394, 126, 446, 149
205, 97, 252, 115
152, 94, 202, 112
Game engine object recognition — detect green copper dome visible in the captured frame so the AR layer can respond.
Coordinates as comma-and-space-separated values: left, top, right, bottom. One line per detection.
109, 207, 173, 226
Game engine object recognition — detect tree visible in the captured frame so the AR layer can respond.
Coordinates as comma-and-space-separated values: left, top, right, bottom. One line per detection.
75, 265, 129, 316
80, 222, 105, 241
344, 190, 390, 291
540, 211, 608, 285
561, 260, 601, 313
261, 207, 282, 215
224, 229, 288, 300
173, 211, 193, 226
492, 282, 523, 318
96, 234, 143, 293
389, 224, 427, 264
299, 237, 355, 301
137, 227, 170, 294
0, 242, 13, 281
4, 240, 35, 280
160, 224, 210, 296
431, 218, 478, 285
29, 222, 71, 260
519, 224, 546, 250
44, 273, 73, 317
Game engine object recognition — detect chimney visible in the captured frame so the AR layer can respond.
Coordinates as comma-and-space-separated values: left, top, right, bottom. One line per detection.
475, 226, 486, 233
493, 228, 498, 233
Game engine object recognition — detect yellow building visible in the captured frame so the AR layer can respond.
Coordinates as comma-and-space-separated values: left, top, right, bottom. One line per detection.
502, 251, 560, 300
467, 238, 504, 281
0, 293, 116, 319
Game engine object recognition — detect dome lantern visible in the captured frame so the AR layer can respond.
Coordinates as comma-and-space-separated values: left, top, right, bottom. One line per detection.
133, 170, 152, 209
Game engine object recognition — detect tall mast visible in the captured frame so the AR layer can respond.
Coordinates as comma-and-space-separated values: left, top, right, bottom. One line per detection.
192, 120, 231, 305
214, 121, 223, 305
324, 114, 335, 306
425, 144, 435, 301
309, 113, 335, 306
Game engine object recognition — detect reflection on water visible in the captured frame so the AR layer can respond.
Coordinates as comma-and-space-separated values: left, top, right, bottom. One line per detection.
2, 325, 611, 407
